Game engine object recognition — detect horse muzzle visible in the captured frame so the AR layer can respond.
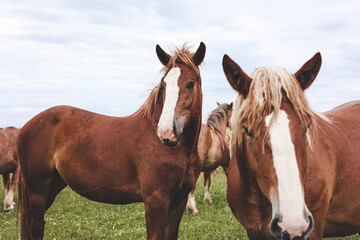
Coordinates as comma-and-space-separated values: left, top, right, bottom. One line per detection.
270, 214, 313, 240
157, 126, 180, 147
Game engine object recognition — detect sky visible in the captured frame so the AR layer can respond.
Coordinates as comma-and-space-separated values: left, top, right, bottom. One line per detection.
0, 0, 359, 127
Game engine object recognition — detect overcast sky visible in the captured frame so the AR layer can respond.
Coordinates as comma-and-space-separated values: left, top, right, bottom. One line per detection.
0, 0, 359, 127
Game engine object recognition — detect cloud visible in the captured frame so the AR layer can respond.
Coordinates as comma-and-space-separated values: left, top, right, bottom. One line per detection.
0, 0, 359, 127
11, 107, 32, 113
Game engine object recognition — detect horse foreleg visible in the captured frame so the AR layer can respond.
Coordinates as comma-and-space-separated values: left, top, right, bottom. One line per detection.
185, 188, 198, 214
4, 166, 19, 212
2, 173, 10, 211
144, 194, 170, 240
203, 171, 212, 204
165, 191, 188, 240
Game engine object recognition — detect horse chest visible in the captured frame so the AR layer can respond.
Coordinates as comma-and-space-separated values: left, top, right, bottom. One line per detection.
0, 153, 17, 174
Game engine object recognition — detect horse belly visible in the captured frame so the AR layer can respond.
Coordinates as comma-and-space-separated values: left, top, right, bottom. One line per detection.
54, 151, 142, 205
63, 173, 143, 204
76, 186, 143, 204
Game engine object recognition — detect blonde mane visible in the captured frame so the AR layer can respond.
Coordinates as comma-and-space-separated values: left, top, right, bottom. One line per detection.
230, 67, 328, 147
137, 44, 201, 118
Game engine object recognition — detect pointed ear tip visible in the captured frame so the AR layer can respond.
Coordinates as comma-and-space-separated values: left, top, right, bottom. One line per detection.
198, 42, 206, 53
223, 54, 232, 61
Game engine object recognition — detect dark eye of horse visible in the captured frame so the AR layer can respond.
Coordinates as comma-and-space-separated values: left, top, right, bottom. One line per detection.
243, 126, 254, 138
186, 81, 196, 89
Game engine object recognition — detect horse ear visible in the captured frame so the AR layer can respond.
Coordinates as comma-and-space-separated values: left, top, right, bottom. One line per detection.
229, 102, 233, 109
192, 42, 206, 66
222, 54, 252, 98
156, 44, 171, 66
294, 52, 322, 90
216, 101, 220, 106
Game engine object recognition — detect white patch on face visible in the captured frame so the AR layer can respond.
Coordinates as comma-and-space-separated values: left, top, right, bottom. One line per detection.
266, 110, 307, 234
158, 67, 181, 132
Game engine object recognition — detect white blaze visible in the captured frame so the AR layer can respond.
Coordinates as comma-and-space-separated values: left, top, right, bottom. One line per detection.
158, 67, 181, 131
265, 110, 307, 234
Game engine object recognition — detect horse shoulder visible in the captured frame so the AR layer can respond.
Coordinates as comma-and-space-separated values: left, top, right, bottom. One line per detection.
198, 125, 212, 163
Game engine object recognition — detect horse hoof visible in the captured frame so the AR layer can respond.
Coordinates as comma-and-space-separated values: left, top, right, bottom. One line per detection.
191, 209, 199, 215
186, 206, 199, 215
4, 203, 15, 212
204, 198, 212, 205
4, 207, 14, 212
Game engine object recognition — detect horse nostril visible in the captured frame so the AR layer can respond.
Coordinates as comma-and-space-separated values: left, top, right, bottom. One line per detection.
172, 125, 178, 138
270, 217, 283, 239
303, 215, 314, 238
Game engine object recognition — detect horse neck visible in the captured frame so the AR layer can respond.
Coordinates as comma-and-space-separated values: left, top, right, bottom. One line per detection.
147, 95, 165, 127
180, 112, 202, 153
215, 116, 230, 136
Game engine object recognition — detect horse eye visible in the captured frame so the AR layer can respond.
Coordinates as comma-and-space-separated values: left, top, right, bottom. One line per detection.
186, 81, 196, 89
243, 126, 254, 138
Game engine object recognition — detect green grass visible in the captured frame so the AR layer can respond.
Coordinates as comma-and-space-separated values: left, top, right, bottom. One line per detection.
0, 172, 359, 239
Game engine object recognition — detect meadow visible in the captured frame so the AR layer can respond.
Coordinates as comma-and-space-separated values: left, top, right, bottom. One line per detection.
0, 172, 359, 239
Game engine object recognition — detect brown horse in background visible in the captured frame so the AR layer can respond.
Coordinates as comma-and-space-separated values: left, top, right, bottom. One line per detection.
17, 42, 206, 240
0, 127, 19, 212
186, 102, 232, 214
223, 52, 360, 240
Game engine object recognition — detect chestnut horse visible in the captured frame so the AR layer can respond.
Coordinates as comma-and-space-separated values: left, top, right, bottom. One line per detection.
0, 127, 19, 212
17, 42, 206, 240
223, 53, 360, 240
186, 102, 232, 214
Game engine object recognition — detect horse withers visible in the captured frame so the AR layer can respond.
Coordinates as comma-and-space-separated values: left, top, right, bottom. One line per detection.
0, 127, 19, 212
186, 102, 232, 214
223, 53, 360, 240
17, 42, 206, 240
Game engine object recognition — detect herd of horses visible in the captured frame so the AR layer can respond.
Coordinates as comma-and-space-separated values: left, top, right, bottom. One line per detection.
0, 42, 359, 240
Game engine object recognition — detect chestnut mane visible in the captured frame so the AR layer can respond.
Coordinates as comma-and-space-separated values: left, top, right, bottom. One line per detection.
207, 103, 231, 132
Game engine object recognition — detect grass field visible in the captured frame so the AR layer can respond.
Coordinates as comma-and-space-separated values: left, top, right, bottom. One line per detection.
0, 172, 359, 239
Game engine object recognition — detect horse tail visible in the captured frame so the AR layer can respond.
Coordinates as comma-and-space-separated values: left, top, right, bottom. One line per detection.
17, 170, 31, 240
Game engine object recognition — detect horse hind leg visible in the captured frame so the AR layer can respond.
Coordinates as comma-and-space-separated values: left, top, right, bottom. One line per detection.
203, 171, 212, 204
19, 168, 67, 240
45, 168, 67, 210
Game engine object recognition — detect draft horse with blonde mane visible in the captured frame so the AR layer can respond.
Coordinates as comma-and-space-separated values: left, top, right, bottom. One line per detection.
223, 53, 360, 240
0, 126, 19, 212
17, 42, 206, 240
186, 102, 232, 214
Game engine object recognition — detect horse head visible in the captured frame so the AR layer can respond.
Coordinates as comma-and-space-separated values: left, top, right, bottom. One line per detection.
155, 42, 206, 146
223, 53, 322, 240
